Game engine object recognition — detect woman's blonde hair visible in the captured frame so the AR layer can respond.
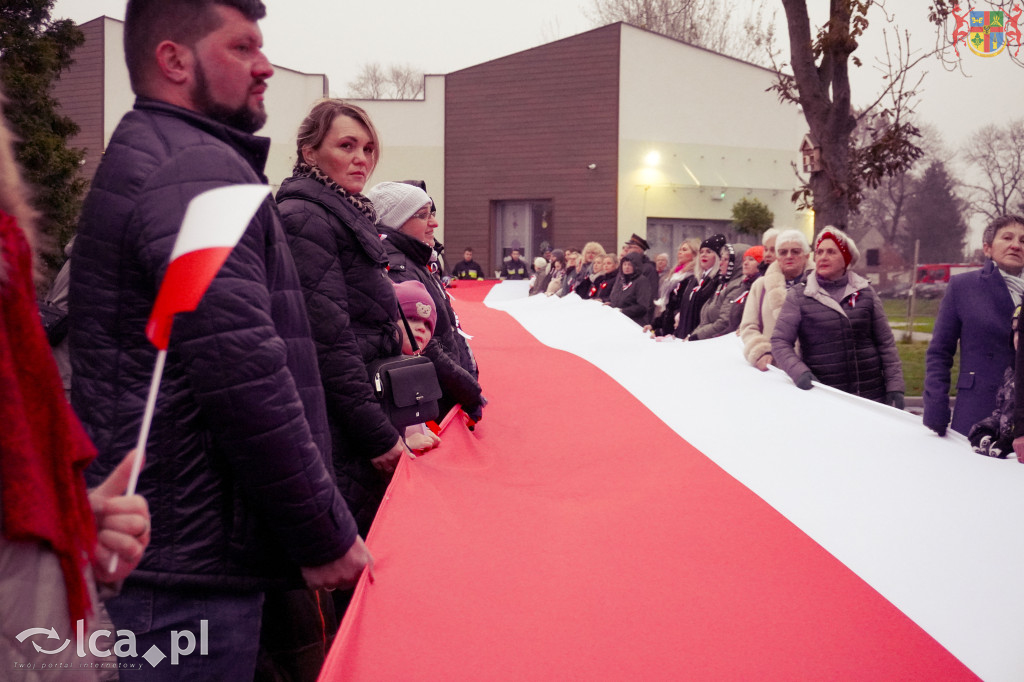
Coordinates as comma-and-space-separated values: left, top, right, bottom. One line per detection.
294, 99, 381, 172
581, 241, 605, 262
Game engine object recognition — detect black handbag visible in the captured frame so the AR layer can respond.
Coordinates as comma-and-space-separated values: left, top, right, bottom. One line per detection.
365, 309, 442, 430
37, 299, 69, 345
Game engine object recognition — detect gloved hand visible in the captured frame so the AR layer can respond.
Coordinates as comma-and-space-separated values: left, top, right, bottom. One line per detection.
795, 371, 815, 390
971, 433, 993, 456
884, 391, 905, 410
465, 396, 486, 430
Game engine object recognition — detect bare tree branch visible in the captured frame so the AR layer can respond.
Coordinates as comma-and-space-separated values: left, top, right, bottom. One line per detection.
586, 0, 779, 66
348, 62, 425, 100
962, 119, 1024, 221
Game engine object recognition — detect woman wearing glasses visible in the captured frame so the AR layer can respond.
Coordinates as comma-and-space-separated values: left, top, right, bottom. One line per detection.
367, 182, 485, 422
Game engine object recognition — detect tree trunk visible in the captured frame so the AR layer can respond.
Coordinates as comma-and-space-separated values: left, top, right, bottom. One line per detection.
781, 0, 858, 233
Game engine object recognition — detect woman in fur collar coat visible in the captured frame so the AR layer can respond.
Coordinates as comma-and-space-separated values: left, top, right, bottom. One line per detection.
739, 230, 813, 371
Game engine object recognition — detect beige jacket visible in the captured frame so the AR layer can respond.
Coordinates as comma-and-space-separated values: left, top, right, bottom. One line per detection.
738, 261, 806, 366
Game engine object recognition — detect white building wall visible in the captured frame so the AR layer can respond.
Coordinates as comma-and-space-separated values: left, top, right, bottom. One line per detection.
355, 76, 446, 242
617, 26, 809, 245
263, 67, 329, 188
102, 18, 133, 147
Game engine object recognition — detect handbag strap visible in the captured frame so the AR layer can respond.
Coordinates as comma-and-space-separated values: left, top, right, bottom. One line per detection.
397, 305, 421, 353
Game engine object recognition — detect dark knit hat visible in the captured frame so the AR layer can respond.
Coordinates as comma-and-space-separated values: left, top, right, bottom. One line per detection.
700, 234, 727, 253
393, 280, 436, 334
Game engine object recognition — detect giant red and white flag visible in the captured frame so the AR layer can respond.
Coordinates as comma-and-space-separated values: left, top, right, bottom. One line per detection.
146, 184, 270, 349
320, 280, 1022, 682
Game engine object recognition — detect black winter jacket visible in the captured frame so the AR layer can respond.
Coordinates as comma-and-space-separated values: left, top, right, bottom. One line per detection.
70, 100, 355, 590
452, 259, 483, 280
673, 270, 719, 339
501, 259, 529, 279
609, 254, 653, 325
381, 228, 483, 415
277, 175, 403, 536
771, 272, 904, 401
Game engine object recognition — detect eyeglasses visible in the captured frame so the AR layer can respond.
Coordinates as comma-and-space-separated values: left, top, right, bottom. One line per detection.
412, 209, 436, 221
777, 248, 804, 257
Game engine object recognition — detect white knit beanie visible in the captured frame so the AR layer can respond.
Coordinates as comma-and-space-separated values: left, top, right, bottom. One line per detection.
366, 182, 431, 229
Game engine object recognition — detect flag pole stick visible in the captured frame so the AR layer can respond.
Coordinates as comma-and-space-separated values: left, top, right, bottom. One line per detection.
107, 348, 166, 574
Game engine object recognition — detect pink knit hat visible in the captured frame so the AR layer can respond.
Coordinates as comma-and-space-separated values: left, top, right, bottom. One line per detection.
393, 280, 436, 334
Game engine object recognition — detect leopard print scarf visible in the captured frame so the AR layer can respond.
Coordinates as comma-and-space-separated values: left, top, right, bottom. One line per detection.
294, 162, 377, 224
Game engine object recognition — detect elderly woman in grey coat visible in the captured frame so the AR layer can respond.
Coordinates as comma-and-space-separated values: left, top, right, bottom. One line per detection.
771, 227, 904, 407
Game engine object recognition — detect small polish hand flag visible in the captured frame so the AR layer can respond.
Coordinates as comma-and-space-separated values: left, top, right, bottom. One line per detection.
109, 184, 272, 577
146, 184, 271, 349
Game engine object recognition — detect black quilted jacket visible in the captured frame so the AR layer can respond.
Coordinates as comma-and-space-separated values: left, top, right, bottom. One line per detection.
380, 227, 483, 415
277, 175, 402, 535
771, 272, 904, 401
70, 99, 355, 590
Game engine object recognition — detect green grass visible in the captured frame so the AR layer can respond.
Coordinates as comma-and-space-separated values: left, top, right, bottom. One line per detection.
882, 296, 957, 396
884, 298, 941, 335
895, 340, 959, 397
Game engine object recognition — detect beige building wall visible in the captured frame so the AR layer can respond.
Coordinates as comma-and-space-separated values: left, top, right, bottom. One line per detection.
355, 76, 446, 241
262, 66, 330, 189
616, 26, 809, 245
101, 18, 133, 148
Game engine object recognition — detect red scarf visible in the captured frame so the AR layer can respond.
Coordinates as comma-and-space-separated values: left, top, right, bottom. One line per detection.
0, 211, 97, 629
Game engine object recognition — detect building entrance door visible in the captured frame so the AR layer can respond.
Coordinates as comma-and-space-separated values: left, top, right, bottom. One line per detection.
647, 218, 741, 268
494, 200, 553, 275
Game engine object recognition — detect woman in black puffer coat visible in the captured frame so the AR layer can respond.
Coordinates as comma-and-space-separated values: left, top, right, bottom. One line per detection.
608, 252, 653, 325
277, 100, 407, 536
367, 182, 485, 421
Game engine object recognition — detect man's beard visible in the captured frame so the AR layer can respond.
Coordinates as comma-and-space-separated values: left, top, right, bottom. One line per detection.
192, 59, 267, 134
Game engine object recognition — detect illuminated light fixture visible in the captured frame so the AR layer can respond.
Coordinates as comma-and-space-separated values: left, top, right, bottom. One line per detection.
712, 189, 726, 201
644, 151, 661, 167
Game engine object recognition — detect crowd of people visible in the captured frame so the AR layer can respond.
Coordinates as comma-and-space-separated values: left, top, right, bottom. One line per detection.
521, 217, 1024, 454
3, 0, 1024, 680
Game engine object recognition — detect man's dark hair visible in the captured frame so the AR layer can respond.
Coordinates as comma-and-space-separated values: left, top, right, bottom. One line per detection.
124, 0, 267, 94
464, 247, 473, 254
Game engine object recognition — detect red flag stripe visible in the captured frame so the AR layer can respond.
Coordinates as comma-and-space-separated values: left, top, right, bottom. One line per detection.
146, 246, 233, 349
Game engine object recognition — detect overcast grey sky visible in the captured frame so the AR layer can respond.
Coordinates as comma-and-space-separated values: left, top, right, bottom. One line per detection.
52, 0, 1023, 148
53, 0, 1024, 239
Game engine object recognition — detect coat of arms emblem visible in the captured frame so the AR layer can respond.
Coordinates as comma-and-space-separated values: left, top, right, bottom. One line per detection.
951, 4, 1023, 57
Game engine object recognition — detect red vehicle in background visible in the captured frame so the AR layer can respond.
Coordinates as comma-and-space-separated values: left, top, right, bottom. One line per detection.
915, 263, 982, 298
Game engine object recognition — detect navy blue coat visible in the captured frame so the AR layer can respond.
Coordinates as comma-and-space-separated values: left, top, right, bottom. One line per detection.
924, 260, 1015, 435
71, 100, 355, 590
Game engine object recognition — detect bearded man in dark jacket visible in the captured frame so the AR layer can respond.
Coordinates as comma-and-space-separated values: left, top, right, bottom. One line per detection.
68, 1, 369, 678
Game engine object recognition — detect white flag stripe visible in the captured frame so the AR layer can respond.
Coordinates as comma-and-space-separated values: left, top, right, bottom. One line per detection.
487, 283, 1024, 682
168, 185, 270, 261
